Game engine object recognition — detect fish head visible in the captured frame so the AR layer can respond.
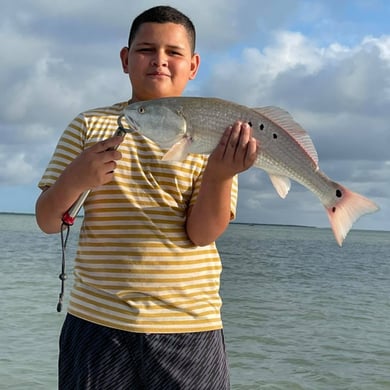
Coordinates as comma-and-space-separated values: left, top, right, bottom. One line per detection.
124, 100, 187, 148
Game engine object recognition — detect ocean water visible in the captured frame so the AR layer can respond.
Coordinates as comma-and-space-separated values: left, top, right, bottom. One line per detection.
1, 213, 390, 390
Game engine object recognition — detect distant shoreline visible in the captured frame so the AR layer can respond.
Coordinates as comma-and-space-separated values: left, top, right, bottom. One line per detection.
1, 211, 388, 232
0, 211, 312, 228
0, 211, 313, 228
0, 211, 84, 220
1, 211, 36, 216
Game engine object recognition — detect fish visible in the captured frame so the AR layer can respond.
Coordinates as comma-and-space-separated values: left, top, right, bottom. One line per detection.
123, 97, 379, 246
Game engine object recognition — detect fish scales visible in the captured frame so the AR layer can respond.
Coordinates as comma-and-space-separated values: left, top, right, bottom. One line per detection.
130, 97, 326, 198
123, 97, 379, 246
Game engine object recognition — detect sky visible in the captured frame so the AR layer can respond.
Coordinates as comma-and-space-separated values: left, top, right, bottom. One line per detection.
1, 0, 389, 233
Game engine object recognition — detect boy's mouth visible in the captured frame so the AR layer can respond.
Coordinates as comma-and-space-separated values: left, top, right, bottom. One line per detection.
147, 71, 170, 77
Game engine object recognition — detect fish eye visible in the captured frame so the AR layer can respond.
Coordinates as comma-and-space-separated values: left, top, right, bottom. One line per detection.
138, 107, 145, 114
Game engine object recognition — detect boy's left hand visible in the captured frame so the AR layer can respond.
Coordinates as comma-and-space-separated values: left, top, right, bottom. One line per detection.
207, 121, 259, 179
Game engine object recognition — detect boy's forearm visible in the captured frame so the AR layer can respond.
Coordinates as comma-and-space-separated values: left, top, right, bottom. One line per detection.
185, 122, 257, 246
186, 171, 233, 246
35, 175, 84, 234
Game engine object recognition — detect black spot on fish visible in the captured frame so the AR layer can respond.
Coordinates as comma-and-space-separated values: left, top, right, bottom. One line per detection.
273, 133, 278, 139
248, 121, 253, 127
332, 207, 336, 213
260, 124, 264, 130
336, 189, 342, 198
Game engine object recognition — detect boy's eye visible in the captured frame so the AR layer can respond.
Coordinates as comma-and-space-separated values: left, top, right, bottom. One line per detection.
136, 47, 183, 56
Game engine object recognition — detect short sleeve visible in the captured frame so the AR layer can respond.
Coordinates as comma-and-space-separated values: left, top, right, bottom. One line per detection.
38, 114, 87, 189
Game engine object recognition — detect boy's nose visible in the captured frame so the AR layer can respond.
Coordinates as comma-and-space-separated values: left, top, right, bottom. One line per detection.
151, 51, 168, 67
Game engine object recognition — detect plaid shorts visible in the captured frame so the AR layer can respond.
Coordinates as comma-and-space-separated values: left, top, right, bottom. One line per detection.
59, 314, 230, 389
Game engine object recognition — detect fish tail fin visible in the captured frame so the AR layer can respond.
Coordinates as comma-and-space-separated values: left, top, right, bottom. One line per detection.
325, 185, 379, 246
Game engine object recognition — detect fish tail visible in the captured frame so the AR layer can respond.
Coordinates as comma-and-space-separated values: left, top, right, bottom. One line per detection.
325, 185, 379, 246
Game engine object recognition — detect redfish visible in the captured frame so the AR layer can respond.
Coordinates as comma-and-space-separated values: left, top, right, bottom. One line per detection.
124, 97, 379, 246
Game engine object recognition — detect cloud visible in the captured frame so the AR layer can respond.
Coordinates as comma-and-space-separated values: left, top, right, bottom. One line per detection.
0, 149, 38, 185
0, 0, 388, 230
201, 30, 390, 163
198, 27, 389, 229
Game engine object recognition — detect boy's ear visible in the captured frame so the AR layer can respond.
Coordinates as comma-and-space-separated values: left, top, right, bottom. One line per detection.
189, 53, 201, 80
120, 47, 130, 74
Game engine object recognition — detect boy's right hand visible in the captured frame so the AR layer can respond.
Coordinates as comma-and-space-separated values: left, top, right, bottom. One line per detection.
36, 135, 124, 234
64, 135, 124, 193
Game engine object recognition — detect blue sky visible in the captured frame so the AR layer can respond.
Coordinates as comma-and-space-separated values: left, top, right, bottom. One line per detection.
1, 0, 389, 234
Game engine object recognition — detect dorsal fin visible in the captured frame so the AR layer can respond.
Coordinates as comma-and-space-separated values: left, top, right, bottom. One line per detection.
252, 106, 318, 165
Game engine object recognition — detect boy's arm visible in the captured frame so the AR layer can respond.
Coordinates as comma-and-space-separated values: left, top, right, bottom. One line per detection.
185, 122, 258, 246
36, 136, 123, 234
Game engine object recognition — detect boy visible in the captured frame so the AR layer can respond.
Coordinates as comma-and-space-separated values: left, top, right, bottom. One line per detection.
36, 5, 257, 389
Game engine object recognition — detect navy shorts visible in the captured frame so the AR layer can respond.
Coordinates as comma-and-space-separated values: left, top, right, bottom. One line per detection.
59, 314, 230, 389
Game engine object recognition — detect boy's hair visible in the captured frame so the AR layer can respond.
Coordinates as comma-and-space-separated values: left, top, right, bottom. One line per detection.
128, 6, 196, 54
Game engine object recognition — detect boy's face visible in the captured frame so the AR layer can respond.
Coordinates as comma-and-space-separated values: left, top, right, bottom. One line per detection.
121, 22, 200, 102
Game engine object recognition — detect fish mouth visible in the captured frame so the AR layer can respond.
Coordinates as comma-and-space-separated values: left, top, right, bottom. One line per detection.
124, 114, 140, 132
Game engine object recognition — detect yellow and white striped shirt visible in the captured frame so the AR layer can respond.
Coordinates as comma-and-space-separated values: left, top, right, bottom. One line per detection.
39, 102, 238, 333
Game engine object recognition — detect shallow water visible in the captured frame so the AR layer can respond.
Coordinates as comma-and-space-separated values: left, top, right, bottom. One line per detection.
1, 214, 390, 389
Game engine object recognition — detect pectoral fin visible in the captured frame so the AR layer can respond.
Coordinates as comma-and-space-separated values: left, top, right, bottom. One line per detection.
162, 136, 193, 161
